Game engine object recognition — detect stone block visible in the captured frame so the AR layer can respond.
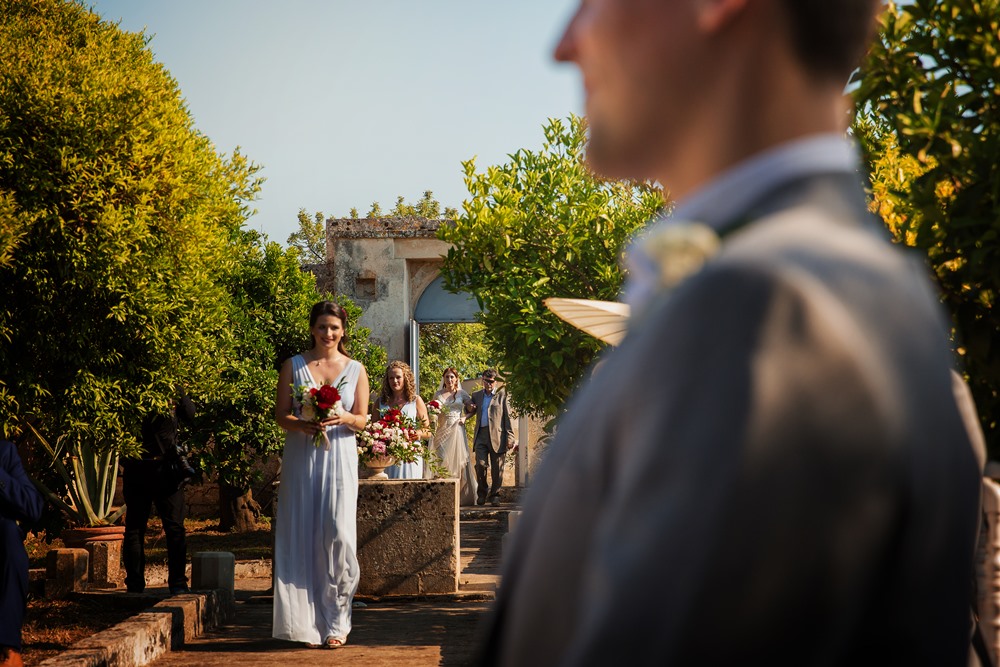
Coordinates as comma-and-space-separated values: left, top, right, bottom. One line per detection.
191, 551, 235, 593
37, 610, 172, 667
45, 548, 88, 599
86, 539, 123, 589
357, 479, 459, 596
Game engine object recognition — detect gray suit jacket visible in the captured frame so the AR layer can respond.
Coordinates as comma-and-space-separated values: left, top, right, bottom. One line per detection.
480, 173, 981, 666
470, 388, 515, 453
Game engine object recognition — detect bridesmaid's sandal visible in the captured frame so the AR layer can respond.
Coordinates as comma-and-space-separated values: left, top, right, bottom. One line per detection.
324, 636, 346, 649
305, 642, 321, 649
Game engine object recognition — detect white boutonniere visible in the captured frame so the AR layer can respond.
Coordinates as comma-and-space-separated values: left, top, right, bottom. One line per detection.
638, 222, 721, 291
546, 223, 722, 347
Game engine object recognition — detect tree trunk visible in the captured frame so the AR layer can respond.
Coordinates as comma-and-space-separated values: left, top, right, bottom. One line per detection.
218, 482, 261, 532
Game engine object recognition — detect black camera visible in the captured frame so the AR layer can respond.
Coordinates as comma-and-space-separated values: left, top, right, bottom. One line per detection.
176, 455, 198, 481
167, 449, 199, 486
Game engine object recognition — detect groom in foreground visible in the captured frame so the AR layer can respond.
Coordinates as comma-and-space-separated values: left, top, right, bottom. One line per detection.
480, 0, 982, 665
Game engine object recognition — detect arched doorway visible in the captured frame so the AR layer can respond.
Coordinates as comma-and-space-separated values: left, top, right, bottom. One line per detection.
413, 275, 480, 323
409, 275, 480, 393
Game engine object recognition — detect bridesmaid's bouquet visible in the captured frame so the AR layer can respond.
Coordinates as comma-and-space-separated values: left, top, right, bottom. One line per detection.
356, 407, 426, 464
293, 378, 348, 449
426, 399, 442, 434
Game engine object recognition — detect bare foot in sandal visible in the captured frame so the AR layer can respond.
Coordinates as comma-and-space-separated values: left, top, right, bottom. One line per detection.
323, 636, 346, 649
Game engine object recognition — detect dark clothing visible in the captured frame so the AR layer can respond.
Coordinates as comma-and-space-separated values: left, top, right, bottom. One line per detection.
0, 440, 44, 651
140, 393, 195, 460
474, 428, 506, 503
123, 394, 194, 593
123, 460, 186, 592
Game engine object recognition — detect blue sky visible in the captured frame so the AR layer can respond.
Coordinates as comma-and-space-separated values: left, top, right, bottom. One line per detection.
87, 1, 582, 245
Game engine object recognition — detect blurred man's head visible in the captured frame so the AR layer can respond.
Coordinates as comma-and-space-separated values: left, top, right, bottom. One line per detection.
554, 0, 881, 190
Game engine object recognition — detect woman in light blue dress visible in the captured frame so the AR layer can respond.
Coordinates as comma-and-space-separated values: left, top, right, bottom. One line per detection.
373, 360, 430, 479
272, 301, 370, 649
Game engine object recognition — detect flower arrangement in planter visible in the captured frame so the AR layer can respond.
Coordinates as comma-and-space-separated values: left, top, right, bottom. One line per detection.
356, 407, 428, 479
356, 406, 426, 462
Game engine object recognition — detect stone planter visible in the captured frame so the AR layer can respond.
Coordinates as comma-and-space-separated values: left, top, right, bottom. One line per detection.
364, 455, 396, 480
61, 525, 125, 589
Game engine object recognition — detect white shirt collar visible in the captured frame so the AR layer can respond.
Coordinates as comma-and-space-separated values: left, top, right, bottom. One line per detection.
622, 133, 861, 311
671, 133, 859, 231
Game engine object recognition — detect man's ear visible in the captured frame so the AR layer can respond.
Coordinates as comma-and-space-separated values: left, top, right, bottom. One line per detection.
695, 0, 749, 33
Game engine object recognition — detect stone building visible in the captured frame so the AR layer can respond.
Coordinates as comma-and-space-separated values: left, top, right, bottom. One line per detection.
313, 215, 476, 366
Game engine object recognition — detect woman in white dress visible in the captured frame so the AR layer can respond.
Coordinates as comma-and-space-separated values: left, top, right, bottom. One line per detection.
374, 360, 430, 479
272, 301, 370, 649
431, 367, 478, 506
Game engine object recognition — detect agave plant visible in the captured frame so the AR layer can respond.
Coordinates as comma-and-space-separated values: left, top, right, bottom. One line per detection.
26, 422, 126, 527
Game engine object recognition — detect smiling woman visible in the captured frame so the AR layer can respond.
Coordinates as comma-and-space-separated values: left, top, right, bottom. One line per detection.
272, 300, 370, 649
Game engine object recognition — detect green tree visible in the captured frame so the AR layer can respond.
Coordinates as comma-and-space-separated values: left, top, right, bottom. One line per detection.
0, 0, 260, 459
854, 0, 1000, 453
287, 209, 326, 264
354, 191, 457, 219
190, 230, 316, 531
388, 190, 458, 219
438, 115, 663, 418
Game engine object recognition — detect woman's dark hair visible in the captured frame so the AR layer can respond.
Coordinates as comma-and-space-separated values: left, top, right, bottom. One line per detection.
442, 367, 460, 383
308, 301, 350, 357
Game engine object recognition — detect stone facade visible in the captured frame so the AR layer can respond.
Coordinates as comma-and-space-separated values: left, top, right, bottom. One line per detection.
356, 479, 459, 596
317, 217, 451, 362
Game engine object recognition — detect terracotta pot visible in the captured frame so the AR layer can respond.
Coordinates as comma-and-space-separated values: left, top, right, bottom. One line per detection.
364, 455, 396, 480
61, 525, 125, 548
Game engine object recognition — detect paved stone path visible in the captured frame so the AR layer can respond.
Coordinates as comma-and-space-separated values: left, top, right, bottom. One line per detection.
148, 505, 512, 666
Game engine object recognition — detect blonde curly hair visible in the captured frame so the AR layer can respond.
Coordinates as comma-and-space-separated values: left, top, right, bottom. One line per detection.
379, 360, 416, 405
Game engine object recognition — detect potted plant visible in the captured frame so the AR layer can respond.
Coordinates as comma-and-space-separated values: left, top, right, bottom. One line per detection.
25, 422, 126, 588
25, 421, 125, 528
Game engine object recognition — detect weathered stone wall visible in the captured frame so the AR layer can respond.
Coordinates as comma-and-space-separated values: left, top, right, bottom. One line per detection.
357, 479, 459, 595
316, 217, 453, 363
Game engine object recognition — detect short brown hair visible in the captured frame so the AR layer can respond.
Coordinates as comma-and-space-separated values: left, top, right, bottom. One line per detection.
780, 0, 880, 79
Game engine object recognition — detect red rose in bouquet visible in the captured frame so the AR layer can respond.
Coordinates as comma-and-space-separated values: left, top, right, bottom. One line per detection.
312, 384, 342, 411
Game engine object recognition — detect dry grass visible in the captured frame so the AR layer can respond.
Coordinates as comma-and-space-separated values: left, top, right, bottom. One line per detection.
21, 516, 273, 664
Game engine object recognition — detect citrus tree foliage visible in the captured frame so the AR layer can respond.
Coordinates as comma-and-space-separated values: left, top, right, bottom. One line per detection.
187, 231, 315, 524
438, 116, 663, 418
418, 323, 493, 401
0, 0, 260, 455
854, 0, 1000, 453
287, 209, 326, 264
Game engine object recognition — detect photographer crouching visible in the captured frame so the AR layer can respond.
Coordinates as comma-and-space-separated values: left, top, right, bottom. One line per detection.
123, 390, 197, 595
